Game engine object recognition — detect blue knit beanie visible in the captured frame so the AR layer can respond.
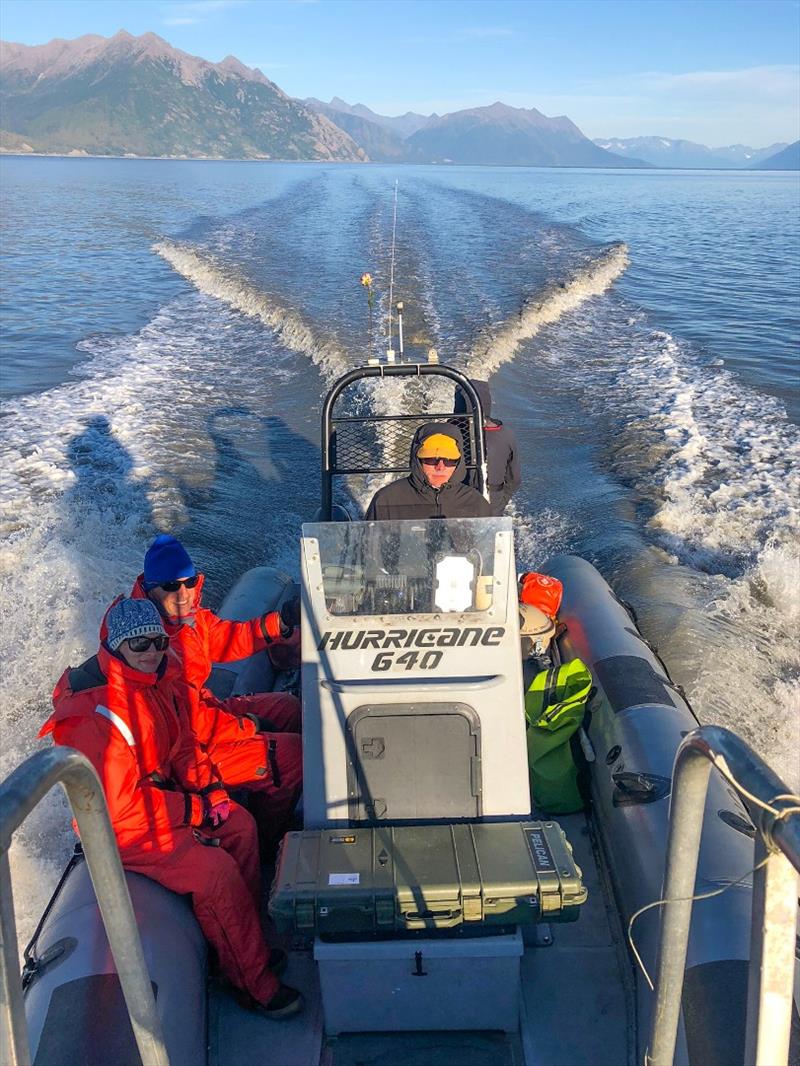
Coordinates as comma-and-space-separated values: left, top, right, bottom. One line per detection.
107, 598, 166, 651
143, 534, 196, 589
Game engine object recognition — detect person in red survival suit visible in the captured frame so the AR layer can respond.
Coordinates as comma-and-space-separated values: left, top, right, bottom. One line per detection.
40, 598, 303, 1018
127, 535, 303, 844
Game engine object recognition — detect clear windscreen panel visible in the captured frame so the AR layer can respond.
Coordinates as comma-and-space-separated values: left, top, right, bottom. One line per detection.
303, 517, 512, 617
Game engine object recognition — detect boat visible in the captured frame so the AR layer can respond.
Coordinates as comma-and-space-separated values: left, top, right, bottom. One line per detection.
1, 360, 798, 1066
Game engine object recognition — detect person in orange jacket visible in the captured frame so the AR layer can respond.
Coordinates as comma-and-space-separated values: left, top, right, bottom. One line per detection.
127, 535, 303, 844
40, 597, 302, 1018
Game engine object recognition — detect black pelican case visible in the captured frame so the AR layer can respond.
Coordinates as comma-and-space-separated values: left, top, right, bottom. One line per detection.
268, 820, 587, 936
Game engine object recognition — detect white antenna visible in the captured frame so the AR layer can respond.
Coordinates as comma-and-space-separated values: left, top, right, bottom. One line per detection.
386, 180, 398, 361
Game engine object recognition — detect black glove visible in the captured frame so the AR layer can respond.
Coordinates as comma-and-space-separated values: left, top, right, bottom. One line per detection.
244, 712, 277, 733
279, 596, 301, 635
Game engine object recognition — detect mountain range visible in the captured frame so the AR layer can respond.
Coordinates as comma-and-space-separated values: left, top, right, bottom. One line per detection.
305, 98, 648, 167
303, 97, 419, 162
0, 31, 364, 160
0, 31, 640, 166
0, 31, 795, 170
592, 136, 791, 170
307, 97, 434, 140
754, 140, 800, 170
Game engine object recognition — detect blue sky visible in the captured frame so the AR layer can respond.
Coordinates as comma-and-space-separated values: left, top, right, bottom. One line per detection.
2, 0, 798, 146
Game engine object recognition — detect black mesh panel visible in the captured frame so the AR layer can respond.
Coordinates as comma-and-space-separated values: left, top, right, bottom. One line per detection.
332, 414, 477, 475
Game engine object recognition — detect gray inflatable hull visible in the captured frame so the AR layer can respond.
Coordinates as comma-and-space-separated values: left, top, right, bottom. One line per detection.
23, 859, 207, 1066
209, 566, 298, 700
546, 555, 755, 1066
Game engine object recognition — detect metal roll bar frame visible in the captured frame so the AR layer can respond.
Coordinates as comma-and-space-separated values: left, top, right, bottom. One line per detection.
320, 363, 489, 521
0, 747, 170, 1066
647, 724, 799, 1066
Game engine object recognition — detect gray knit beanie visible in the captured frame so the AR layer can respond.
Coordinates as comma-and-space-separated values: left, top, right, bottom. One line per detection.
106, 598, 166, 651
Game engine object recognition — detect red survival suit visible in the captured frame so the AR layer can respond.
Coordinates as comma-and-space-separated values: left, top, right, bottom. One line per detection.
128, 575, 302, 841
40, 645, 281, 1006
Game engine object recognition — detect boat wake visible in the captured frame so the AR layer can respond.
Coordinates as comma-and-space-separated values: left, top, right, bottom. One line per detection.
593, 325, 800, 576
525, 295, 800, 788
466, 242, 629, 376
620, 334, 800, 787
643, 346, 798, 567
154, 240, 350, 380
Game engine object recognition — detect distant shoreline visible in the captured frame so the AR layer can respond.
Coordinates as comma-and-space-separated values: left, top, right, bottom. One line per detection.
0, 151, 794, 172
0, 149, 347, 163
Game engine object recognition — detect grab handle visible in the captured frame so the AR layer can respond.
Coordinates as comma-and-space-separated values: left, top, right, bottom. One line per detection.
401, 908, 462, 929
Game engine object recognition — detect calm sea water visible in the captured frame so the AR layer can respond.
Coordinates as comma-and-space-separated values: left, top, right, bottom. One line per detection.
1, 157, 798, 945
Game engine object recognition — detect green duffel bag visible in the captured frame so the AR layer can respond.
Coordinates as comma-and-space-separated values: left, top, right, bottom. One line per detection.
525, 658, 593, 814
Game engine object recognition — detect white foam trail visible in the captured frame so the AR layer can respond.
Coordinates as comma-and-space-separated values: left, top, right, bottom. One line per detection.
466, 243, 629, 376
688, 540, 800, 790
615, 330, 800, 569
155, 240, 349, 380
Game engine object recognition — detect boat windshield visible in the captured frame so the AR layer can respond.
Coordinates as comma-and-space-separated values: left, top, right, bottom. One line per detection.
302, 517, 512, 617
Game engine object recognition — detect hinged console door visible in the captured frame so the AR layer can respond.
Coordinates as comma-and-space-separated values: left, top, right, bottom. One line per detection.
345, 703, 482, 823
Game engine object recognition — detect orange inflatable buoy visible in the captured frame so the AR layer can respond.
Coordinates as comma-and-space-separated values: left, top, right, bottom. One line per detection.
519, 572, 563, 619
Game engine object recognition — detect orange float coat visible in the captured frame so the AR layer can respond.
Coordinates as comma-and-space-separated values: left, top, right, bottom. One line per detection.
40, 643, 280, 1005
128, 573, 301, 746
124, 578, 303, 841
41, 644, 224, 856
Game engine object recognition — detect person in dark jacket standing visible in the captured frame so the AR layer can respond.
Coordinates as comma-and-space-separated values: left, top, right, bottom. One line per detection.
454, 380, 521, 516
365, 423, 491, 521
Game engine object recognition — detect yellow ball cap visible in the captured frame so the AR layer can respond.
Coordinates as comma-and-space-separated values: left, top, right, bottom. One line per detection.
417, 433, 461, 460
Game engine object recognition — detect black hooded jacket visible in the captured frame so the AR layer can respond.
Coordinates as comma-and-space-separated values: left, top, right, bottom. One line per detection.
453, 380, 521, 517
365, 423, 492, 521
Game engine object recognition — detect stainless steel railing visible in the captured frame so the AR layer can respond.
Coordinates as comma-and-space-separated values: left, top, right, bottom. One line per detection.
0, 747, 170, 1066
647, 725, 800, 1066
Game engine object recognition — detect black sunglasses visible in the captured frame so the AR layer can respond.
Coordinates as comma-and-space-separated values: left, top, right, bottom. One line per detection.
126, 634, 169, 653
158, 574, 200, 593
420, 456, 459, 468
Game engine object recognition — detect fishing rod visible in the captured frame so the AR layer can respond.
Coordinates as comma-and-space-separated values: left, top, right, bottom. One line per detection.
386, 180, 403, 362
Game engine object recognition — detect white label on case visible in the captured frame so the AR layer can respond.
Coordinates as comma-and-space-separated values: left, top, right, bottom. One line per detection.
328, 873, 360, 885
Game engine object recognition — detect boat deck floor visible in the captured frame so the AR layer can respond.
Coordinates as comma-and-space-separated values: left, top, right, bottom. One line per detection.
209, 814, 635, 1066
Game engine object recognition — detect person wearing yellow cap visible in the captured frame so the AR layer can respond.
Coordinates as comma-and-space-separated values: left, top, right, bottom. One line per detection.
365, 422, 491, 520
